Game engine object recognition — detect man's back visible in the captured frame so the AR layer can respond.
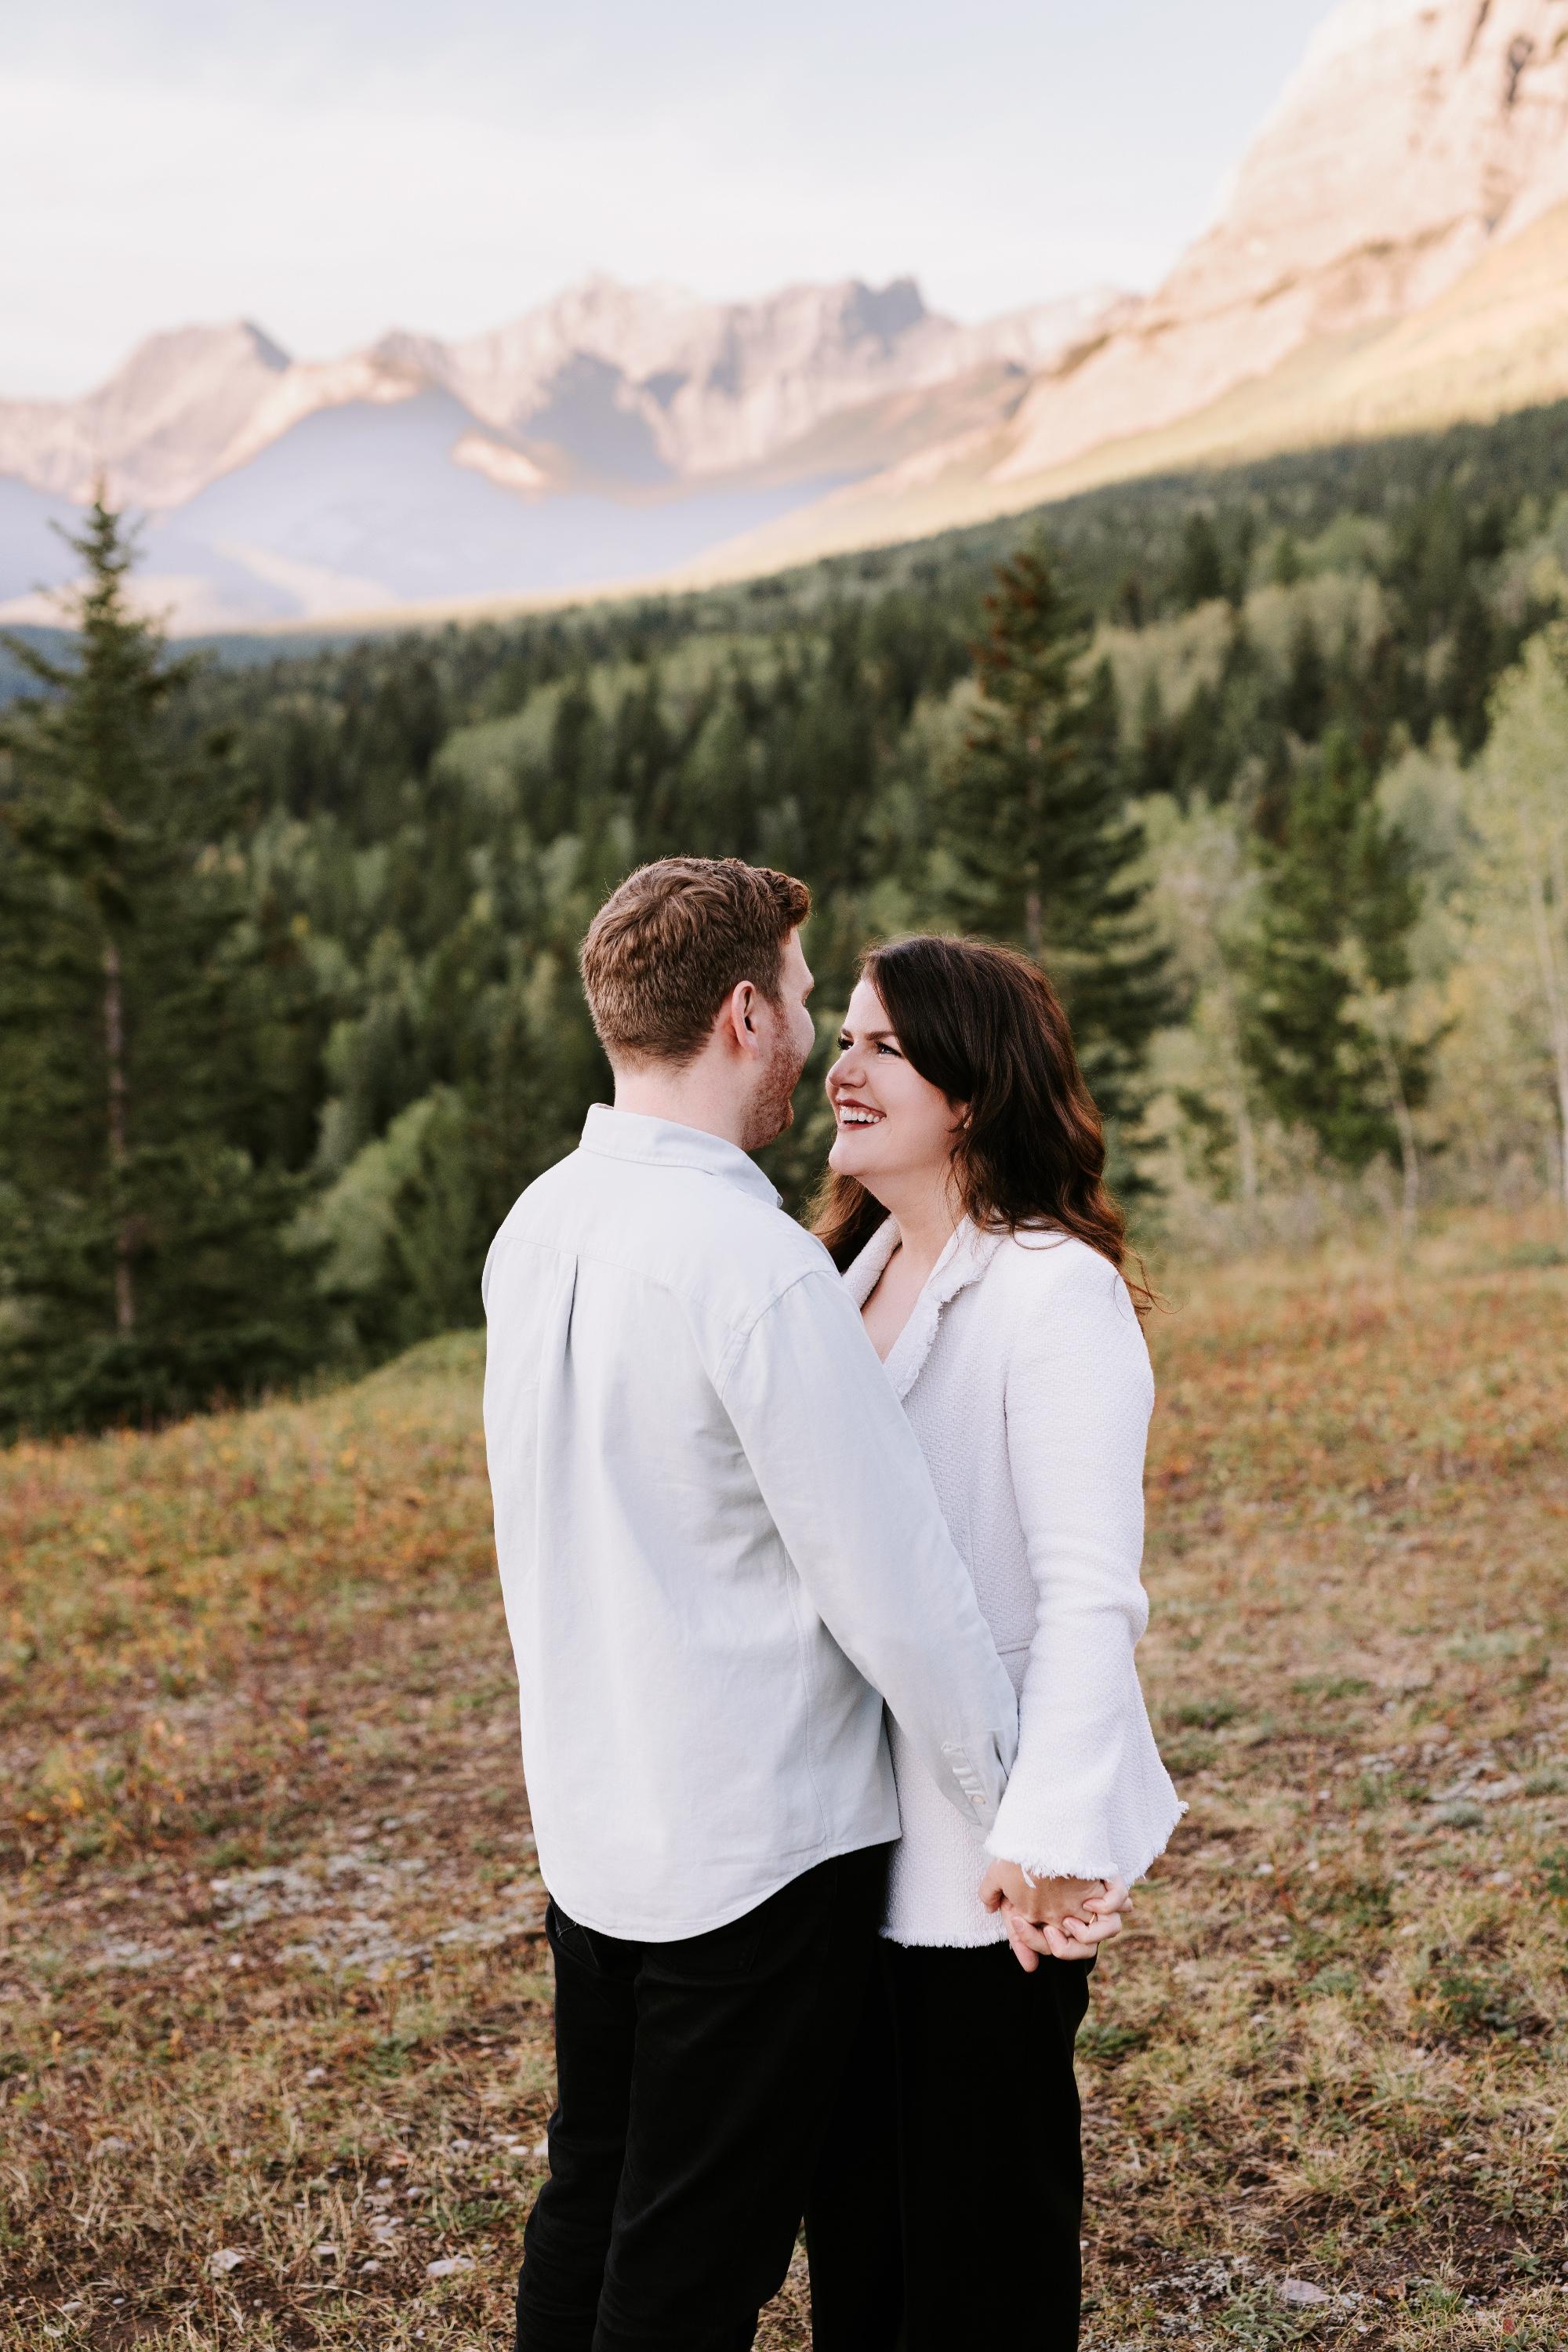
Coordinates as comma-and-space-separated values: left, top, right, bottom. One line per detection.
483, 1105, 1015, 1940
489, 861, 1022, 2351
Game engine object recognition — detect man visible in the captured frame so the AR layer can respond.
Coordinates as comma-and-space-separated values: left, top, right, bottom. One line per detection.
482, 857, 1018, 2352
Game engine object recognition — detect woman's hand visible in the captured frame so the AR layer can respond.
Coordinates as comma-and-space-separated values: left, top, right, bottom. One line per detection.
978, 1861, 1131, 1972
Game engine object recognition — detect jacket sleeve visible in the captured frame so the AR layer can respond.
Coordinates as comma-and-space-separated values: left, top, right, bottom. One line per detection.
718, 1266, 1018, 1833
984, 1247, 1185, 1886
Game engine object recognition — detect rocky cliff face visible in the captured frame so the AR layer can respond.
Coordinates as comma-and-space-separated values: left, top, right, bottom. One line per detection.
993, 0, 1568, 481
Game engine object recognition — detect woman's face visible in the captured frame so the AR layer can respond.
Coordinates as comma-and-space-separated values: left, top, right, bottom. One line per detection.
825, 976, 967, 1196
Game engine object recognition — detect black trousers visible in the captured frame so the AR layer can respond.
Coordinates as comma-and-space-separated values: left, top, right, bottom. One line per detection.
516, 1846, 888, 2352
805, 1936, 1094, 2352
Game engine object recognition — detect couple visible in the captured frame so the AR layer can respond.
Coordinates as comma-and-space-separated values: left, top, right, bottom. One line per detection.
481, 856, 1182, 2352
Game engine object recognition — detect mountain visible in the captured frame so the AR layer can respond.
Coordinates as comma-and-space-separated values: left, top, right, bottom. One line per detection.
688, 0, 1568, 580
0, 278, 1125, 626
0, 321, 292, 511
382, 277, 1129, 484
996, 0, 1568, 485
6, 0, 1568, 626
0, 279, 1126, 514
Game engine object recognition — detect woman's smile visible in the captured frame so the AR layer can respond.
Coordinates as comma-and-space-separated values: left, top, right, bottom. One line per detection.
826, 975, 969, 1186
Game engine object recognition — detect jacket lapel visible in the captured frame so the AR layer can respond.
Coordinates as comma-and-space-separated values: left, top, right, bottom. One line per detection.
880, 1221, 1003, 1403
841, 1214, 902, 1308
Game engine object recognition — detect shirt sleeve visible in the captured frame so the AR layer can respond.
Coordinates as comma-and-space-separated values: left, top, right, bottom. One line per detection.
984, 1248, 1185, 1886
718, 1266, 1019, 1834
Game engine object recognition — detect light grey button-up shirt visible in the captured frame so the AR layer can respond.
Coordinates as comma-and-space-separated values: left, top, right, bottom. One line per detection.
481, 1105, 1018, 1940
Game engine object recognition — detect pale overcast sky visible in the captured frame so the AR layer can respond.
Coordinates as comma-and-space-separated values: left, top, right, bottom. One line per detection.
5, 0, 1338, 398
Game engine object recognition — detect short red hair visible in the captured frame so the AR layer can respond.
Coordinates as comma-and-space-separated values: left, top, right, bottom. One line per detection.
580, 857, 811, 1066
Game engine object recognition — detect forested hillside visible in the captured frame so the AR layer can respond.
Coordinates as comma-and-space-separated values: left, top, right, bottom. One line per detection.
4, 401, 1568, 1432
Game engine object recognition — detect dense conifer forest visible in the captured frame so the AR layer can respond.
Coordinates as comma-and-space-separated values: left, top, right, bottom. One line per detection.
5, 401, 1568, 1432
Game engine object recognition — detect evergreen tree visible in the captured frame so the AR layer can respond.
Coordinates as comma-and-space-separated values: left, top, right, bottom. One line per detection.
1174, 513, 1227, 608
1270, 530, 1304, 587
1132, 673, 1179, 799
1240, 726, 1432, 1190
1282, 611, 1330, 739
1201, 617, 1276, 803
1436, 584, 1495, 757
932, 541, 1176, 1167
0, 502, 322, 1435
1113, 570, 1147, 629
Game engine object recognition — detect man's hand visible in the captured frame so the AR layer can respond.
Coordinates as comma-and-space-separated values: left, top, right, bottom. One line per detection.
978, 1860, 1131, 1973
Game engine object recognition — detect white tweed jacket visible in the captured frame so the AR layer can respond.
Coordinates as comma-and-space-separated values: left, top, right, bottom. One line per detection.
843, 1217, 1184, 1947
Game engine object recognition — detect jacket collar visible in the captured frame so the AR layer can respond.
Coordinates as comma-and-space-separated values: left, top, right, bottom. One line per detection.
843, 1214, 1004, 1401
579, 1104, 781, 1209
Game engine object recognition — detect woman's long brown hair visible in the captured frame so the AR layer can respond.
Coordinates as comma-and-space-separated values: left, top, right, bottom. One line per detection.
811, 935, 1153, 1316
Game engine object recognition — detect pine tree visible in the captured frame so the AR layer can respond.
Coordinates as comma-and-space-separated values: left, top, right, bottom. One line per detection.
932, 541, 1176, 1168
0, 501, 323, 1435
1240, 726, 1432, 1203
1282, 611, 1330, 740
1174, 513, 1227, 608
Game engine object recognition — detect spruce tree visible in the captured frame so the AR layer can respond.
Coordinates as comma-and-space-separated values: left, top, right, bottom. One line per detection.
932, 540, 1175, 1171
0, 501, 323, 1436
1240, 725, 1432, 1189
1282, 611, 1330, 740
1174, 513, 1227, 608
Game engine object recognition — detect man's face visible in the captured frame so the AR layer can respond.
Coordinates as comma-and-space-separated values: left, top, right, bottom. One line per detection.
740, 930, 816, 1151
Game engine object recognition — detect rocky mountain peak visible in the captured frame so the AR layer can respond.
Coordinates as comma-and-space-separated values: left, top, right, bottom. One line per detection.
993, 0, 1568, 485
829, 275, 929, 347
0, 318, 299, 507
108, 318, 292, 388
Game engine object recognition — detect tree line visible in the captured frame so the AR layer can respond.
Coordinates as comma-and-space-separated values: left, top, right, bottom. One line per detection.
4, 397, 1568, 1436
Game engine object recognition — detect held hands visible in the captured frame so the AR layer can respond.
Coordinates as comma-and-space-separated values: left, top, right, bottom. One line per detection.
978, 1860, 1131, 1973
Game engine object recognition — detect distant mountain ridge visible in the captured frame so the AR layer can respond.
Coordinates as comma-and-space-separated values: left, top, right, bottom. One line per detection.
0, 279, 1120, 513
0, 278, 1123, 626
6, 0, 1568, 627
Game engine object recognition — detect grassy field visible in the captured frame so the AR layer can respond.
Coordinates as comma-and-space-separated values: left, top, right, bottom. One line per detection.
2, 1208, 1566, 2349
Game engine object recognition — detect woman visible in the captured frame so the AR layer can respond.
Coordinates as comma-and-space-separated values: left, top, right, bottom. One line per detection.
804, 935, 1182, 2352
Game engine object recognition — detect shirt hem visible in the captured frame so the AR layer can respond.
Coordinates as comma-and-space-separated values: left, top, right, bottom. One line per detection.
543, 1826, 896, 1944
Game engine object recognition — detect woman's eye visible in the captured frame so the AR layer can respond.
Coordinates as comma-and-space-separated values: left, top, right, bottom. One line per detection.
876, 1042, 899, 1056
836, 1035, 851, 1051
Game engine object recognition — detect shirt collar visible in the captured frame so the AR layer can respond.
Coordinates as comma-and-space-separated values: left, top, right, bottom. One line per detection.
579, 1104, 782, 1209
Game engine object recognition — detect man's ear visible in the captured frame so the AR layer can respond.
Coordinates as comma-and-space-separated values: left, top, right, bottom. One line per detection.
728, 982, 760, 1051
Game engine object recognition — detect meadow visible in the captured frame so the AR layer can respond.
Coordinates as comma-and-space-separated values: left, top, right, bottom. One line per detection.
2, 1207, 1566, 2350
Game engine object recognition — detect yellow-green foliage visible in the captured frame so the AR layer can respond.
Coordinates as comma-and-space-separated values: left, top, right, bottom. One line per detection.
2, 1219, 1566, 2347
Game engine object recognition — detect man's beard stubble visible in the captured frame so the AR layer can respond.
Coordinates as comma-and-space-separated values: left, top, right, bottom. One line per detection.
740, 1025, 809, 1153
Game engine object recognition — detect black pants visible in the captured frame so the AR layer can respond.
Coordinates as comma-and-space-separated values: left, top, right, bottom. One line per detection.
517, 1846, 888, 2352
805, 1936, 1093, 2352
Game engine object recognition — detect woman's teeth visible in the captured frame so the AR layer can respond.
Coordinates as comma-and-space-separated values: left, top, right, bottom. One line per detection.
837, 1106, 882, 1126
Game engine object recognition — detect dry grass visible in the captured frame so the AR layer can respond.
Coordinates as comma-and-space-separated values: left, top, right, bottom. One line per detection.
2, 1210, 1566, 2348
